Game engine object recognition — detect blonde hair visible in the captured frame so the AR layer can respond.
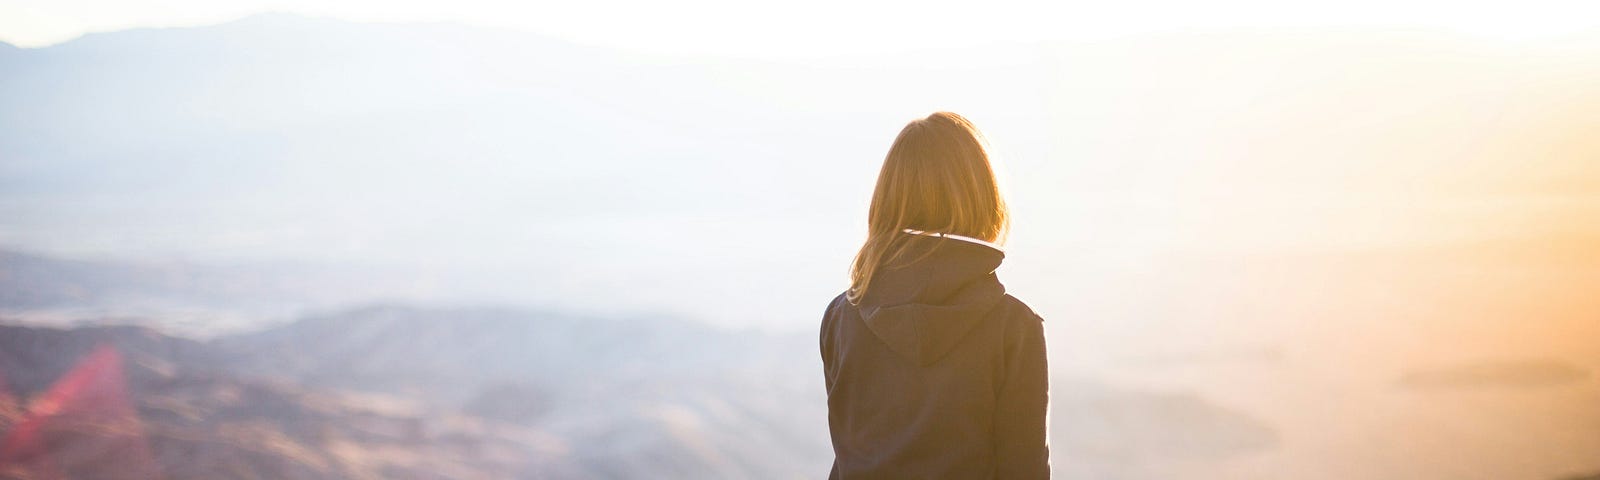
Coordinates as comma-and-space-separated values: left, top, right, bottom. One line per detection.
847, 112, 1010, 304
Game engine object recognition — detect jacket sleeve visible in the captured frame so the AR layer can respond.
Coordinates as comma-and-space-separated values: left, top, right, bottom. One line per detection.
820, 296, 839, 392
994, 311, 1050, 478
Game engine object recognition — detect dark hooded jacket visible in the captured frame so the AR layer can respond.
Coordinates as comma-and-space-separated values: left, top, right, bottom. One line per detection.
820, 235, 1050, 479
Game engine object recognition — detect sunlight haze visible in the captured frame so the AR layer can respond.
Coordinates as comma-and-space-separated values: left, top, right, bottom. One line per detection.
2, 0, 1598, 53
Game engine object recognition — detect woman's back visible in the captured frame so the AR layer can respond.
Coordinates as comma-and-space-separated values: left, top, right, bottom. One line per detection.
820, 235, 1049, 479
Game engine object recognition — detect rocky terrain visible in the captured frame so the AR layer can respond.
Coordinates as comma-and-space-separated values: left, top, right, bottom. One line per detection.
1, 305, 1286, 479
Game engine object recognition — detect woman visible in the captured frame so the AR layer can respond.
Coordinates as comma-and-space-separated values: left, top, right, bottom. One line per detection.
820, 112, 1050, 479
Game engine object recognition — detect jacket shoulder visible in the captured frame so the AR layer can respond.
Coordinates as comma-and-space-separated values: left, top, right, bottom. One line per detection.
997, 294, 1045, 324
828, 291, 850, 310
821, 291, 851, 327
824, 291, 851, 316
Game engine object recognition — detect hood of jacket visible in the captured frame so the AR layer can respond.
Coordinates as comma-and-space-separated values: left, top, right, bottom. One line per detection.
856, 235, 1007, 366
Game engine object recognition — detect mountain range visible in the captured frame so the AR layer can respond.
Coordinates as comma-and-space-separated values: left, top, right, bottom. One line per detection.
1, 303, 1283, 479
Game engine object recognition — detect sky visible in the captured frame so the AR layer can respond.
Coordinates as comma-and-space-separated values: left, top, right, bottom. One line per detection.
2, 0, 1598, 331
2, 0, 1599, 55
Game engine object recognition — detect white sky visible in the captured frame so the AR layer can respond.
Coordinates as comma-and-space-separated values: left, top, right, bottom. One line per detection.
1, 0, 1597, 55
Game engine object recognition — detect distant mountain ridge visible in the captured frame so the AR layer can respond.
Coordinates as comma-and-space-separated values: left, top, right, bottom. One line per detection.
0, 321, 583, 479
1, 305, 830, 479
0, 247, 459, 336
1, 304, 1282, 479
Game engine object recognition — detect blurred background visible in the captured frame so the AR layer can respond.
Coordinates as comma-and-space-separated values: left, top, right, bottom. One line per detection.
1, 1, 1598, 479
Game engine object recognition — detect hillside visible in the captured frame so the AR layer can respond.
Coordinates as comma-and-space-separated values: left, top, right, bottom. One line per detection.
0, 311, 829, 479
1, 305, 1294, 479
0, 323, 581, 479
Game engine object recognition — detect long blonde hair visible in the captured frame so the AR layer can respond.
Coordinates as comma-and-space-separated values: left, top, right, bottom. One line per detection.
847, 112, 1010, 304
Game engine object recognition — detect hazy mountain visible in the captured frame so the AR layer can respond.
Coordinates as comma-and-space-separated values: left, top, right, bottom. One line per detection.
0, 323, 583, 479
0, 248, 458, 336
0, 323, 220, 392
0, 313, 828, 479
1, 307, 1288, 479
215, 304, 797, 405
1398, 358, 1591, 390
